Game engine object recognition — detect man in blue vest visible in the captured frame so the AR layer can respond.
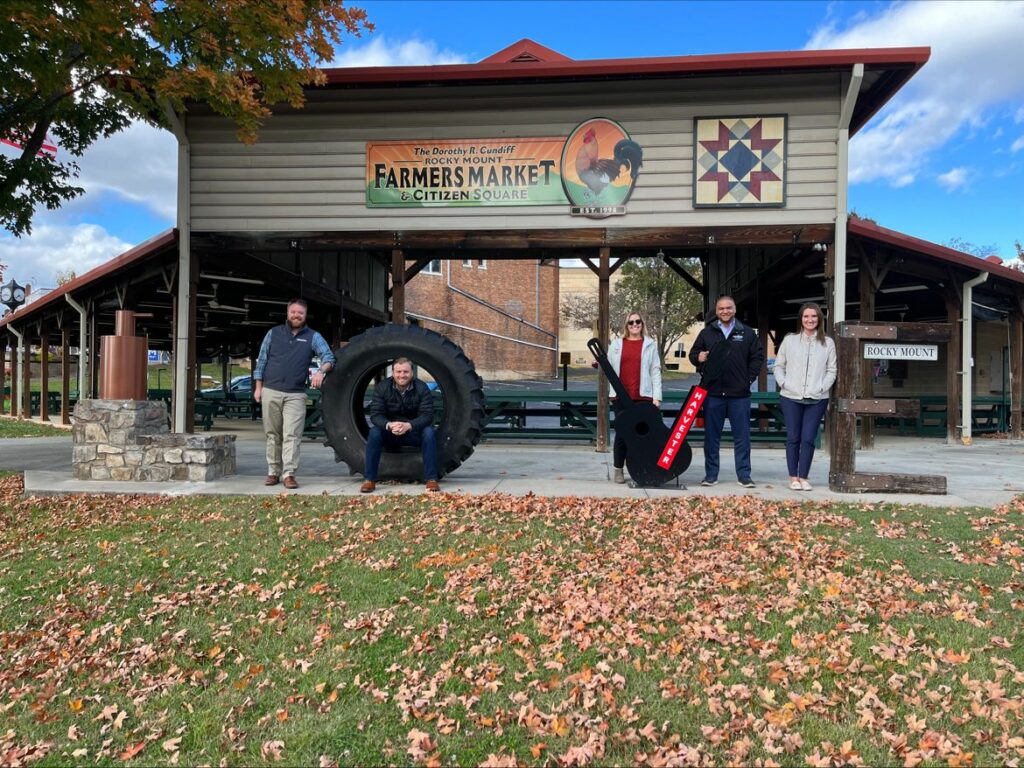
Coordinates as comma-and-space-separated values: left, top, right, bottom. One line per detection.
253, 299, 335, 489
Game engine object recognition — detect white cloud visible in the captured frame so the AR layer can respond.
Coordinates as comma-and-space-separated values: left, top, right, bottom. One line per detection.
329, 36, 468, 67
936, 166, 969, 190
0, 223, 131, 289
1012, 135, 1024, 152
75, 121, 177, 219
808, 1, 1024, 186
1016, 106, 1024, 123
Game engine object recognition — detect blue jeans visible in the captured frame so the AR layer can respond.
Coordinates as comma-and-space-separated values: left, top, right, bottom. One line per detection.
364, 425, 438, 481
778, 396, 829, 478
703, 395, 752, 481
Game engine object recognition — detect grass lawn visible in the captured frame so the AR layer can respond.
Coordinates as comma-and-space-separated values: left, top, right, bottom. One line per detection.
0, 417, 69, 438
0, 477, 1021, 766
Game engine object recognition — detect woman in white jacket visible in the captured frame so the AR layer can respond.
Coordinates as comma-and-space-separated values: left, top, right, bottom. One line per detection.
773, 302, 837, 491
607, 310, 663, 483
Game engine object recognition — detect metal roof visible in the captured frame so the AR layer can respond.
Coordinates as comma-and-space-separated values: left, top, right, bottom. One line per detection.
0, 229, 178, 329
319, 38, 930, 134
849, 218, 1024, 287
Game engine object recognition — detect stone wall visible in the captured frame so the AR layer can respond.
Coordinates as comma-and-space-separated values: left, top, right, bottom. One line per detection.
72, 400, 235, 481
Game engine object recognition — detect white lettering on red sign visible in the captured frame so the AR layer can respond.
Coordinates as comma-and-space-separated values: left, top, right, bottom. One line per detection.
658, 386, 707, 469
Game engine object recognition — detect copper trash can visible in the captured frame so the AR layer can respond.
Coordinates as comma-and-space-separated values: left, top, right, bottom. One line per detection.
99, 310, 152, 400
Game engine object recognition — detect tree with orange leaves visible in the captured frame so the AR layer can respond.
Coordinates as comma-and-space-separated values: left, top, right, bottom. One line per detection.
0, 0, 372, 235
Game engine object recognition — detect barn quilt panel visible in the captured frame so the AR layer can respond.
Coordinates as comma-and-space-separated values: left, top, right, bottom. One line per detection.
694, 116, 787, 207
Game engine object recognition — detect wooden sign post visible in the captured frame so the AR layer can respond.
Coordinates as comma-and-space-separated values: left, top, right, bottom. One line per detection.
829, 321, 952, 494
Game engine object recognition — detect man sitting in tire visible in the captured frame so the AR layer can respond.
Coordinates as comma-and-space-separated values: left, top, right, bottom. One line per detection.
360, 358, 440, 493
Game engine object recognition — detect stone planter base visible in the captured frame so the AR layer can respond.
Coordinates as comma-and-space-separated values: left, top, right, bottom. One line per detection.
72, 400, 235, 482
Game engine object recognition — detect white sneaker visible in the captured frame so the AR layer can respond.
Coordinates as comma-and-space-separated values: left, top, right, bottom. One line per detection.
613, 467, 625, 484
789, 480, 802, 490
799, 479, 813, 491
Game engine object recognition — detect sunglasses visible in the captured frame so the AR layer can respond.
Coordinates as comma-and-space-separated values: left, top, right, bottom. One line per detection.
627, 319, 643, 325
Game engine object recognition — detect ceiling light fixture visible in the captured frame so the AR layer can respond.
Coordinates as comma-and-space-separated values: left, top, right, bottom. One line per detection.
879, 284, 928, 294
804, 267, 858, 279
199, 272, 265, 285
782, 295, 826, 304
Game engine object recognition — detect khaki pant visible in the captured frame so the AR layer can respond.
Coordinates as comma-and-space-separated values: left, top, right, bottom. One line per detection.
261, 388, 307, 477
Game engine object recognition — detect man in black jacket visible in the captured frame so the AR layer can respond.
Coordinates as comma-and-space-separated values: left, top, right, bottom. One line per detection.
688, 295, 765, 488
360, 358, 439, 493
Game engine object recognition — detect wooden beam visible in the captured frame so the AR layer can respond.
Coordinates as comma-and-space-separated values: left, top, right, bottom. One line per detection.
0, 338, 5, 416
663, 256, 706, 295
1011, 308, 1023, 439
832, 472, 947, 494
837, 322, 952, 342
828, 328, 858, 489
186, 250, 198, 432
39, 331, 49, 422
8, 337, 17, 418
838, 398, 920, 416
391, 249, 405, 324
194, 223, 835, 253
22, 339, 31, 419
596, 247, 610, 454
61, 326, 71, 425
858, 250, 878, 449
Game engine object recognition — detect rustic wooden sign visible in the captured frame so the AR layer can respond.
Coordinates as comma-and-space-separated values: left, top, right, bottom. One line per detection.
829, 321, 952, 494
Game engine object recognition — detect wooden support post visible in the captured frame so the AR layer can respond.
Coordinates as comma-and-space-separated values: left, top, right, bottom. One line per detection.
596, 247, 611, 453
823, 244, 836, 334
1011, 307, 1023, 439
0, 338, 6, 416
391, 249, 405, 324
22, 340, 32, 418
9, 338, 18, 418
186, 251, 198, 432
61, 326, 71, 424
39, 331, 49, 421
857, 253, 878, 449
945, 288, 961, 443
829, 329, 858, 489
756, 277, 770, 432
89, 310, 99, 398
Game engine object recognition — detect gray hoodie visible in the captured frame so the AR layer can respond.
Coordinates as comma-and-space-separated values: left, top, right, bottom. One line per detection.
773, 332, 837, 401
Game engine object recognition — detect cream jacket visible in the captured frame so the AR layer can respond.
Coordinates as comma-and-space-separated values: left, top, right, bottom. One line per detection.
773, 332, 837, 401
607, 336, 663, 401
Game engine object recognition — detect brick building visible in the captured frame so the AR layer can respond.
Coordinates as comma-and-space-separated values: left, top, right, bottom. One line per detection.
405, 257, 559, 380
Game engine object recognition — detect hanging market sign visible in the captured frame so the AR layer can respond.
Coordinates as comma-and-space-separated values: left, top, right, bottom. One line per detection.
366, 120, 644, 219
366, 138, 569, 207
863, 344, 938, 361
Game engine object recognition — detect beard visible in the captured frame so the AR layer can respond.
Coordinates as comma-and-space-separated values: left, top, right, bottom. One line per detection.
288, 317, 305, 329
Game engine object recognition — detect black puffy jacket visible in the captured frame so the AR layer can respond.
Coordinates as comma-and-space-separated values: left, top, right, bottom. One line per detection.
369, 378, 434, 431
688, 320, 765, 398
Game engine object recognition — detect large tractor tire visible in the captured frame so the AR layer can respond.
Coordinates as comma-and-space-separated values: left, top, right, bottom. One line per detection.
320, 324, 486, 480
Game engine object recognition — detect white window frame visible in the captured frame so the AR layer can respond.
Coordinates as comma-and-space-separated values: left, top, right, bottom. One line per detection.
423, 259, 442, 275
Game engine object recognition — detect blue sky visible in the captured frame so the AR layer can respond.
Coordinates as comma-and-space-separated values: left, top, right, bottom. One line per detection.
3, 0, 1023, 290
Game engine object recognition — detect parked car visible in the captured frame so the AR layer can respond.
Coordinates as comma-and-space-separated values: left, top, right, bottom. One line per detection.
200, 374, 253, 399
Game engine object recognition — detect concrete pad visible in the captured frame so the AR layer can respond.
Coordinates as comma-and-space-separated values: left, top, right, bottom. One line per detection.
5, 428, 1023, 508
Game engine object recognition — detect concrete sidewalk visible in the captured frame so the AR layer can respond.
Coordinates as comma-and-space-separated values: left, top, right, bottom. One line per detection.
4, 421, 1022, 508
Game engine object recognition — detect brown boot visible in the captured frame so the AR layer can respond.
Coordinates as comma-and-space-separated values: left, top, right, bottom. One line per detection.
425, 479, 440, 492
264, 474, 280, 486
360, 480, 376, 493
283, 476, 299, 490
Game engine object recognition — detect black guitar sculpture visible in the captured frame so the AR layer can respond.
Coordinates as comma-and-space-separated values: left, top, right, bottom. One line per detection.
588, 337, 694, 487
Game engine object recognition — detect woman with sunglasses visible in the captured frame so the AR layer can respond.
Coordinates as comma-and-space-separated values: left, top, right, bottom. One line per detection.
607, 311, 663, 483
773, 302, 837, 491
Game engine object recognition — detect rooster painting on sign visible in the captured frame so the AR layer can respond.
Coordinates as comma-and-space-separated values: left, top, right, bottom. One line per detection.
574, 128, 643, 199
